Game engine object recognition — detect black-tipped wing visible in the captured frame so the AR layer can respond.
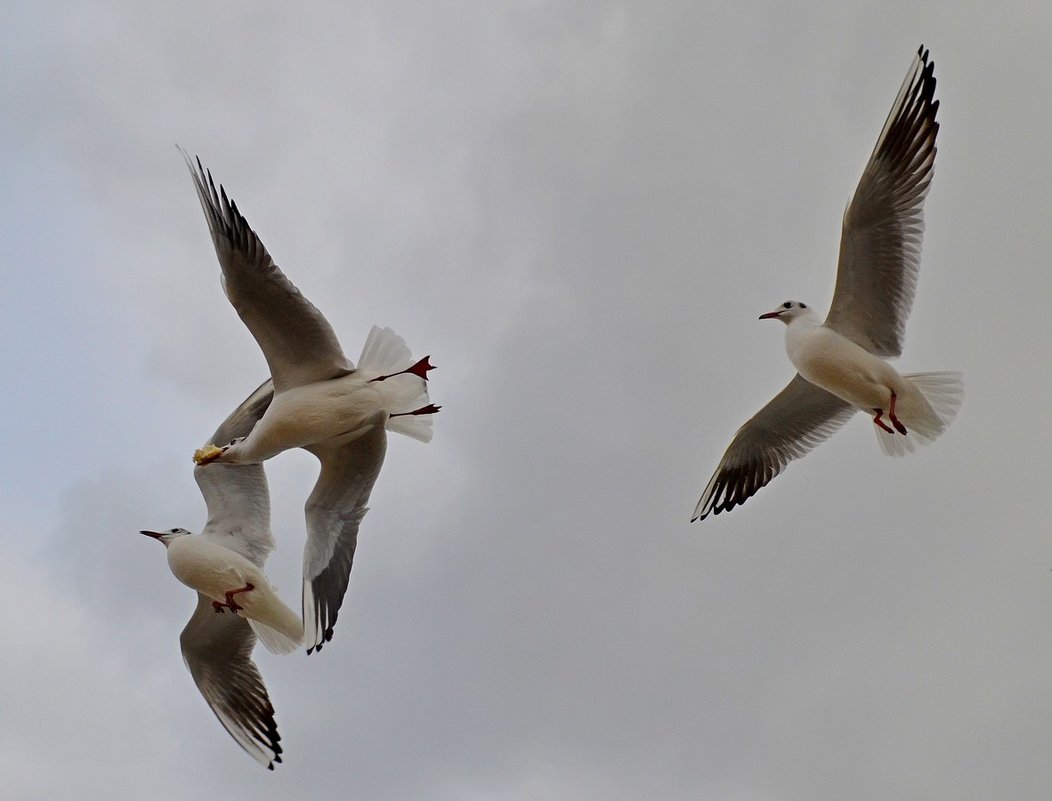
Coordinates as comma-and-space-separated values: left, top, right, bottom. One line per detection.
824, 46, 939, 357
301, 417, 387, 653
180, 594, 283, 770
693, 375, 856, 520
196, 379, 275, 566
182, 151, 354, 392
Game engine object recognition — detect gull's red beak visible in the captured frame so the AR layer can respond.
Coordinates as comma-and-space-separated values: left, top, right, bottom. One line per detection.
140, 530, 164, 539
758, 309, 784, 320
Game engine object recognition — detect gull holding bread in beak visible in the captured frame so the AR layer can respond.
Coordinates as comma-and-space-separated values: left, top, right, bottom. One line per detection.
693, 46, 962, 521
142, 379, 298, 770
180, 152, 439, 652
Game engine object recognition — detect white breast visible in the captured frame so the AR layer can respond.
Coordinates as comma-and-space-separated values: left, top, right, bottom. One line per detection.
166, 536, 262, 601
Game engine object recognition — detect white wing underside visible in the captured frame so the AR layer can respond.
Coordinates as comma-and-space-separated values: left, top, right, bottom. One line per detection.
824, 47, 939, 357
180, 595, 283, 769
178, 379, 289, 767
693, 375, 857, 520
196, 379, 275, 565
182, 151, 354, 392
301, 415, 388, 653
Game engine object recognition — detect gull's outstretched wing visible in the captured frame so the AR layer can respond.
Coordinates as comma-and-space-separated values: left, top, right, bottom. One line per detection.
196, 379, 275, 566
693, 375, 856, 520
824, 47, 939, 357
182, 151, 354, 392
301, 416, 387, 653
180, 594, 283, 770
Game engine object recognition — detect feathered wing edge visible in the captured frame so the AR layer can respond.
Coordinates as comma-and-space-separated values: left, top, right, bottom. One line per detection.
825, 46, 940, 356
301, 418, 388, 653
693, 376, 856, 520
177, 147, 354, 390
180, 595, 283, 769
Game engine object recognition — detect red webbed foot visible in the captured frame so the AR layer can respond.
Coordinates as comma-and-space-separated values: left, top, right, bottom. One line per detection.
888, 391, 908, 435
369, 356, 436, 383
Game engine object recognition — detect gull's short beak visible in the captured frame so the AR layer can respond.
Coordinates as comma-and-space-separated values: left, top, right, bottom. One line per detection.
758, 309, 784, 320
140, 530, 164, 539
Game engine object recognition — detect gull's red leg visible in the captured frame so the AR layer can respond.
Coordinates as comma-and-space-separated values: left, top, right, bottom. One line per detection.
211, 581, 254, 610
222, 582, 255, 612
872, 408, 895, 434
888, 391, 908, 435
390, 403, 441, 418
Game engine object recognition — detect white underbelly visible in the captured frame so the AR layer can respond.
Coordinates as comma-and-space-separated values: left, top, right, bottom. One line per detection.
167, 539, 260, 600
792, 331, 903, 410
252, 379, 383, 456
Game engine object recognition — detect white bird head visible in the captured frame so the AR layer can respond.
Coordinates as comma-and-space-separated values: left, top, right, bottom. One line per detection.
759, 300, 814, 325
141, 528, 193, 547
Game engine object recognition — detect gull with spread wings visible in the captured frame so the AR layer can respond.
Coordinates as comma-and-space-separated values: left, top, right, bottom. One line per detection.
693, 47, 962, 522
182, 153, 439, 651
143, 380, 296, 769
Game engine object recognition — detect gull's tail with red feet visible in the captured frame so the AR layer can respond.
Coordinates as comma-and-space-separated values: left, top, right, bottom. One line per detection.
358, 325, 439, 443
874, 371, 963, 457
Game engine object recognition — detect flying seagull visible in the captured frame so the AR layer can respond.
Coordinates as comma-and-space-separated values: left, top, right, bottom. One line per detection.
693, 46, 962, 522
180, 152, 439, 652
142, 379, 299, 769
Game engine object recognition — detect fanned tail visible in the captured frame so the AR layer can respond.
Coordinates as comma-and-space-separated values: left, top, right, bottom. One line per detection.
874, 371, 963, 457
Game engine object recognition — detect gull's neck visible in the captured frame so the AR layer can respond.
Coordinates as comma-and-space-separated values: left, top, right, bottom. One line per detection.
784, 308, 823, 363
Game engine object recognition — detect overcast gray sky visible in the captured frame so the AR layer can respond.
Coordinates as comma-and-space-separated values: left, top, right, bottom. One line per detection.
3, 1, 1052, 798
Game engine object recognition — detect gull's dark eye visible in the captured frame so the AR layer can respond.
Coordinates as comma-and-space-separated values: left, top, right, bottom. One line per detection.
782, 301, 792, 309
170, 529, 179, 534
800, 303, 807, 309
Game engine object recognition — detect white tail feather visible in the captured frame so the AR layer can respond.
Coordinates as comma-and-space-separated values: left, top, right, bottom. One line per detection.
247, 617, 302, 655
358, 325, 413, 373
874, 371, 963, 457
387, 383, 435, 442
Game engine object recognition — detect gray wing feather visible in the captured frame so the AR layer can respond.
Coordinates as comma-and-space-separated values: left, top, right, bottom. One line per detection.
301, 416, 387, 653
181, 150, 354, 391
180, 595, 283, 770
196, 379, 275, 566
693, 375, 856, 520
824, 47, 939, 357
